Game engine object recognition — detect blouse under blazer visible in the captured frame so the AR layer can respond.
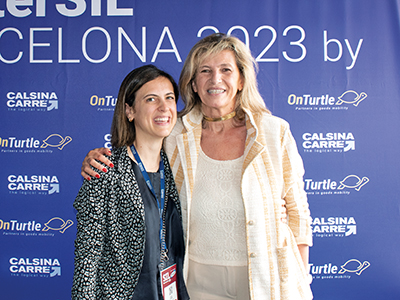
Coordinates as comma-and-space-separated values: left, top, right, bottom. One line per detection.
164, 108, 313, 300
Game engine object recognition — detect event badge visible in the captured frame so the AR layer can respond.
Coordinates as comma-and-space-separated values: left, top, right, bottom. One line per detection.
160, 263, 178, 300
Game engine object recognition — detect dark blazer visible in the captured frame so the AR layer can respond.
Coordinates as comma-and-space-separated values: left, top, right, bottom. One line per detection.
71, 146, 183, 299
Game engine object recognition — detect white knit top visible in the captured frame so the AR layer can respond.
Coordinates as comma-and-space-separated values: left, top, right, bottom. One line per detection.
188, 148, 247, 266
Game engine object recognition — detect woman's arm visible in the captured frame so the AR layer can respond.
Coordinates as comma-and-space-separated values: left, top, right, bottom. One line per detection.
72, 179, 106, 298
281, 124, 313, 246
81, 148, 113, 180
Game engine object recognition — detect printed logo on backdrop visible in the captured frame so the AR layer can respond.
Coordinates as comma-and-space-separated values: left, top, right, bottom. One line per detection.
312, 216, 357, 238
9, 257, 62, 278
104, 133, 111, 148
90, 94, 116, 112
6, 92, 59, 112
0, 133, 72, 153
288, 90, 368, 111
1, 216, 73, 237
305, 174, 369, 196
310, 258, 370, 280
302, 132, 355, 153
8, 174, 60, 195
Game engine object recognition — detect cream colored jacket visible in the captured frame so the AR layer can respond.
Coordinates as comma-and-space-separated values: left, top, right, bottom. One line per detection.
164, 108, 313, 300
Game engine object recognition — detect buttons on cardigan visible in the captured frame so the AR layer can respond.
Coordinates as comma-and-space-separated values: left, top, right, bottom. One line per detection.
248, 222, 256, 260
245, 220, 256, 258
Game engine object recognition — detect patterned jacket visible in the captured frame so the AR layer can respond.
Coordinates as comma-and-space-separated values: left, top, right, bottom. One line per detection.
72, 147, 182, 299
164, 108, 313, 300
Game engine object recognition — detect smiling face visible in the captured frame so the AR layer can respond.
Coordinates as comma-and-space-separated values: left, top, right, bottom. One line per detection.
192, 50, 243, 117
125, 76, 177, 143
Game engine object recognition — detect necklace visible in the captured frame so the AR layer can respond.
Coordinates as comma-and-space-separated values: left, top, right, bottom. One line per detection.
203, 111, 236, 122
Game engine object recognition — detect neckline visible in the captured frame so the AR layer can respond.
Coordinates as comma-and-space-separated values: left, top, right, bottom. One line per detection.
199, 147, 244, 163
203, 111, 236, 122
130, 158, 160, 174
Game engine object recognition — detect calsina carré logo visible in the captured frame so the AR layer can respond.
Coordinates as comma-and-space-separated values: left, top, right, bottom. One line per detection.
104, 133, 111, 148
0, 216, 74, 237
0, 133, 72, 153
9, 257, 61, 278
288, 90, 368, 111
8, 174, 60, 195
311, 216, 357, 238
6, 91, 58, 112
310, 258, 370, 280
302, 132, 355, 153
305, 174, 369, 196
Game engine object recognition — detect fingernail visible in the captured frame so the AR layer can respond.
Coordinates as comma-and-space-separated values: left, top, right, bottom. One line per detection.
102, 168, 107, 173
109, 163, 114, 168
87, 177, 91, 181
95, 174, 100, 179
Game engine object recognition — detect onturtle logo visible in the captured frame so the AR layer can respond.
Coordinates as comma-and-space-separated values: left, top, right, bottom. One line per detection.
8, 174, 60, 195
41, 134, 72, 150
311, 216, 357, 238
305, 174, 369, 195
310, 258, 370, 280
336, 90, 367, 107
9, 257, 61, 278
287, 90, 367, 111
42, 217, 73, 233
338, 175, 369, 191
6, 91, 59, 112
0, 133, 72, 153
339, 259, 370, 275
0, 216, 73, 236
90, 94, 117, 112
302, 132, 355, 153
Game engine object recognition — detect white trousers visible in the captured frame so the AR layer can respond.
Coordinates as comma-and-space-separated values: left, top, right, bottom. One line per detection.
187, 259, 251, 300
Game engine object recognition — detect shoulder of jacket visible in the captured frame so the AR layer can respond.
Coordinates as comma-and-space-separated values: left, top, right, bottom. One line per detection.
170, 118, 185, 136
259, 112, 289, 126
250, 112, 290, 133
110, 146, 131, 172
164, 118, 185, 154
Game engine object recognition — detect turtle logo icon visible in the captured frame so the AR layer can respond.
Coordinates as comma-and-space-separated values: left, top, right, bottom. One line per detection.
338, 259, 370, 275
336, 90, 367, 107
41, 134, 72, 150
42, 217, 74, 233
337, 175, 369, 191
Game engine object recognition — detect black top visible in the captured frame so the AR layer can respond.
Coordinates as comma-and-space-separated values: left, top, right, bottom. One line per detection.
130, 160, 189, 300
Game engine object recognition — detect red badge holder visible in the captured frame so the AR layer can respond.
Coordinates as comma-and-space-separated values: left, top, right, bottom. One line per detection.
160, 263, 178, 300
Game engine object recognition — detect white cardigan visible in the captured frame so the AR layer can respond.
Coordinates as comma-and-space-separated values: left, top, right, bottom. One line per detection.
164, 108, 313, 300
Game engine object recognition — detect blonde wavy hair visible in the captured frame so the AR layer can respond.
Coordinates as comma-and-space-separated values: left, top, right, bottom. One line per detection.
178, 33, 270, 119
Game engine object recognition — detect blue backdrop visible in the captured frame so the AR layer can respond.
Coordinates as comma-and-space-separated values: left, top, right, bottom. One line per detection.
1, 0, 399, 299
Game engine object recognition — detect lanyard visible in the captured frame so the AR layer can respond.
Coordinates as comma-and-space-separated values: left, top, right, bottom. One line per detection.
130, 144, 167, 260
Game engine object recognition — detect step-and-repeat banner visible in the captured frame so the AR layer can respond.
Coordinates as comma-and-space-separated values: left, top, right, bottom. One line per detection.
1, 1, 399, 299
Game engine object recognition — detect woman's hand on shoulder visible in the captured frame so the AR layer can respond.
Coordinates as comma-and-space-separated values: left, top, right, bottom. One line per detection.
81, 147, 113, 180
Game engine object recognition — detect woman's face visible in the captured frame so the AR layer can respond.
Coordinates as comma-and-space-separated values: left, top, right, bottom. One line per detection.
192, 50, 243, 117
125, 76, 177, 143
